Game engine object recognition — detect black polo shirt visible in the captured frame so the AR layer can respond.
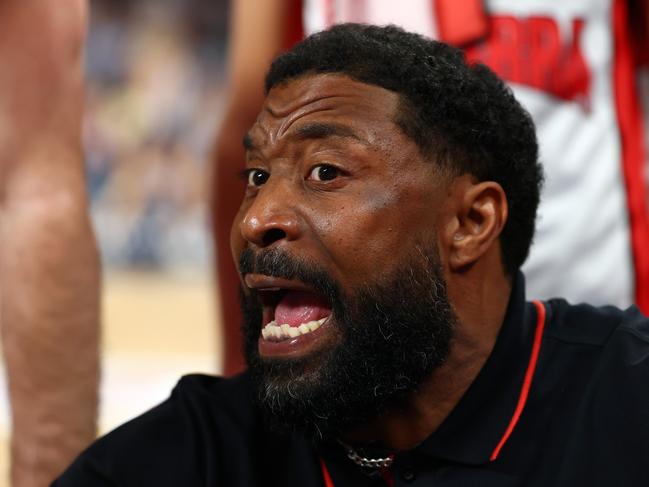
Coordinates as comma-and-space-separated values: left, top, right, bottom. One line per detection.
54, 276, 649, 486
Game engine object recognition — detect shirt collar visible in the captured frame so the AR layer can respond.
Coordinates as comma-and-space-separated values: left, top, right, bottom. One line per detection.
414, 271, 537, 465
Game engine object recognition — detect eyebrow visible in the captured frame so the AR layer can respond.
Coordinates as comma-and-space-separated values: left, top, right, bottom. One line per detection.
292, 122, 363, 143
242, 122, 364, 151
242, 133, 255, 151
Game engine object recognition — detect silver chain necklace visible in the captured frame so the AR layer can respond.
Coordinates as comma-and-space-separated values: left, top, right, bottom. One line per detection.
339, 440, 395, 469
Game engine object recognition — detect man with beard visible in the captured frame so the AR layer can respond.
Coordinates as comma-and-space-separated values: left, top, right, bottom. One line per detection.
55, 24, 649, 487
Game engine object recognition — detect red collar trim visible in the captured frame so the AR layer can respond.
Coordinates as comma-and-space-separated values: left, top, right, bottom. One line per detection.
320, 457, 335, 487
490, 299, 546, 460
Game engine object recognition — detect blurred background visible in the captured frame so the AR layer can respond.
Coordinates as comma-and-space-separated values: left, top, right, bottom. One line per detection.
0, 0, 231, 482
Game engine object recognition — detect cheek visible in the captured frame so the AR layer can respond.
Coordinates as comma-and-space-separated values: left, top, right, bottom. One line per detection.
311, 186, 434, 282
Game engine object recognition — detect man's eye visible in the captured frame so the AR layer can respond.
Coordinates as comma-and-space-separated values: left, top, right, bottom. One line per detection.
247, 169, 269, 187
308, 164, 339, 182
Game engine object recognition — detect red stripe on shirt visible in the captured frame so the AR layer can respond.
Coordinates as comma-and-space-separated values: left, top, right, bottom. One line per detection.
490, 300, 546, 460
613, 0, 649, 313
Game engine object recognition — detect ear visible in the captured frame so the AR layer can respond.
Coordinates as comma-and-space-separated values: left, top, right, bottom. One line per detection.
443, 178, 508, 272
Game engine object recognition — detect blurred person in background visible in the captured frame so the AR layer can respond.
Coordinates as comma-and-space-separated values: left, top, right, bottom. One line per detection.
85, 0, 226, 271
212, 0, 649, 375
0, 1, 100, 485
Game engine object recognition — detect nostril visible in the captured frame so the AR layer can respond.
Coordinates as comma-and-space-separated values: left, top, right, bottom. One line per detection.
262, 228, 287, 246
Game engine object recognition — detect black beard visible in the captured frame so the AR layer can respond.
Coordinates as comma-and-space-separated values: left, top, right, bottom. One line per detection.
239, 246, 456, 441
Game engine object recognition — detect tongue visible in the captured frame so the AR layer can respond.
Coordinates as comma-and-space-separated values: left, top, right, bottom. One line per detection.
274, 290, 331, 327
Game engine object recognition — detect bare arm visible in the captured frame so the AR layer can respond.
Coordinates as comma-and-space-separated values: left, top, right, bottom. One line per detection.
0, 1, 100, 485
212, 0, 299, 375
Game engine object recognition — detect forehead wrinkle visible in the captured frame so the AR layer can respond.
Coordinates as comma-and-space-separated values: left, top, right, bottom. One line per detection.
265, 92, 340, 118
246, 108, 365, 161
266, 86, 360, 140
254, 76, 399, 155
292, 121, 364, 144
276, 103, 338, 141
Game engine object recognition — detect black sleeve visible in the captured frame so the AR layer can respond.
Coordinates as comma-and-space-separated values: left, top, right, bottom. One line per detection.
52, 458, 117, 486
52, 373, 324, 487
51, 375, 225, 486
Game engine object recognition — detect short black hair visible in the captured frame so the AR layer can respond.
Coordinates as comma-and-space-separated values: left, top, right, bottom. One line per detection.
265, 23, 543, 275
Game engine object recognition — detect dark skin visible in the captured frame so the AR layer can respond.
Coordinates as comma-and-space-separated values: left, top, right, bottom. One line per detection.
231, 73, 512, 450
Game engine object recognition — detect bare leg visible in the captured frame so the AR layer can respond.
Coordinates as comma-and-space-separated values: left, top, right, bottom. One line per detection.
0, 1, 100, 485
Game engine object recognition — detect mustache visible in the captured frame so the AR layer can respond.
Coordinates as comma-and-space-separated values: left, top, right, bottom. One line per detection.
238, 248, 339, 299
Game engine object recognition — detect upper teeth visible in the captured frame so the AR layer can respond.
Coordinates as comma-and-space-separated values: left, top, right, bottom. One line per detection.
261, 317, 327, 341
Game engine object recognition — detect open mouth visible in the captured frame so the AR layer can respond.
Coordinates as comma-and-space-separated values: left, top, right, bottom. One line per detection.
258, 288, 332, 342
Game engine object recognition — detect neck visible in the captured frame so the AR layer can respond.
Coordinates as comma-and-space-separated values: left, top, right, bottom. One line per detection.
342, 266, 512, 451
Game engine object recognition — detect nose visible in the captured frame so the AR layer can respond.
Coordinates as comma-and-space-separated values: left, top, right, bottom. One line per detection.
239, 183, 302, 248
